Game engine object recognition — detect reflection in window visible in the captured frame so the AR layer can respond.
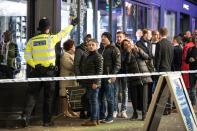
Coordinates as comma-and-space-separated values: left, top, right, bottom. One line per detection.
112, 0, 123, 41
147, 6, 160, 30
192, 18, 196, 32
137, 6, 146, 30
83, 0, 94, 38
61, 0, 78, 44
125, 1, 136, 40
97, 0, 109, 43
0, 0, 27, 63
0, 0, 27, 78
164, 10, 176, 41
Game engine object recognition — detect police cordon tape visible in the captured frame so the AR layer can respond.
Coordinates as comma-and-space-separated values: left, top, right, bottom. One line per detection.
0, 70, 197, 83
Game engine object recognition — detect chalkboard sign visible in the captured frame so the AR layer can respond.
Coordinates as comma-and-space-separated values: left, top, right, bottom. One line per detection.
143, 74, 197, 131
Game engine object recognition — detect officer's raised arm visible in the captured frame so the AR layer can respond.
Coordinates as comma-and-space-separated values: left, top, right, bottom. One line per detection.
51, 17, 79, 45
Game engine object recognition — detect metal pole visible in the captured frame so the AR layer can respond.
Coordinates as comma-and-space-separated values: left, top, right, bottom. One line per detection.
123, 0, 126, 32
27, 0, 35, 39
109, 0, 112, 33
77, 0, 81, 45
93, 0, 98, 39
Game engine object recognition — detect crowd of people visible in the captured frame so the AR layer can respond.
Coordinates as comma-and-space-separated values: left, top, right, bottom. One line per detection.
58, 27, 197, 126
0, 16, 196, 127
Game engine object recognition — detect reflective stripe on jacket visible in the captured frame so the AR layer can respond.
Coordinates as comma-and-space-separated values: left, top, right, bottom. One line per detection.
25, 25, 73, 68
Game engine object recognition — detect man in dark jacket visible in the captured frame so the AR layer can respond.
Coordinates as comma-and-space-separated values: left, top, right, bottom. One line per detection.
136, 29, 153, 59
155, 27, 174, 115
74, 34, 91, 118
114, 31, 128, 118
98, 32, 121, 123
74, 34, 91, 76
136, 29, 154, 107
81, 39, 103, 126
155, 28, 174, 72
172, 36, 183, 71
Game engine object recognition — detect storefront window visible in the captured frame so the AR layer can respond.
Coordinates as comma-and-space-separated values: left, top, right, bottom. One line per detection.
164, 10, 176, 40
147, 6, 159, 30
136, 5, 146, 30
0, 0, 27, 78
112, 0, 123, 41
192, 18, 196, 32
61, 0, 78, 44
97, 0, 110, 43
82, 0, 94, 39
0, 0, 27, 55
125, 1, 137, 40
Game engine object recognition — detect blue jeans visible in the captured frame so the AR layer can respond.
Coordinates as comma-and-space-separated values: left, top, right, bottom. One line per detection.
87, 87, 100, 121
114, 77, 128, 112
99, 79, 115, 120
189, 73, 197, 105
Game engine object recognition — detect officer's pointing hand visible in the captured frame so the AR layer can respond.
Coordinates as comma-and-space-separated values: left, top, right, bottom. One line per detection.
71, 17, 79, 26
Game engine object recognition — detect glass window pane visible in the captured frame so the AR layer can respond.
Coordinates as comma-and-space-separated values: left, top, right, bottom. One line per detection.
82, 0, 94, 38
0, 0, 27, 78
147, 6, 159, 30
192, 18, 196, 32
97, 0, 110, 43
164, 10, 176, 41
61, 0, 78, 44
112, 0, 123, 41
125, 1, 136, 40
137, 6, 146, 29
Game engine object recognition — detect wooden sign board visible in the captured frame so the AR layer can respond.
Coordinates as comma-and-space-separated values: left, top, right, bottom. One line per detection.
143, 74, 197, 131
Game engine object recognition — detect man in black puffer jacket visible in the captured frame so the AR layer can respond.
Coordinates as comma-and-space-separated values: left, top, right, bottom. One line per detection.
98, 32, 121, 123
82, 39, 103, 126
74, 34, 91, 118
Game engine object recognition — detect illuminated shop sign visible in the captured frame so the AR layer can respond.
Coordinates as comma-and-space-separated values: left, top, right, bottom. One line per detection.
183, 3, 190, 10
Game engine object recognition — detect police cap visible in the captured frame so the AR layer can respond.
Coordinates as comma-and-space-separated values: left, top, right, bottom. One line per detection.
37, 17, 50, 31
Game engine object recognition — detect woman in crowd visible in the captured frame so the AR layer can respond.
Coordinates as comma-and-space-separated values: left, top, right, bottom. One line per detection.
186, 36, 197, 109
122, 39, 152, 120
59, 39, 78, 117
181, 34, 194, 91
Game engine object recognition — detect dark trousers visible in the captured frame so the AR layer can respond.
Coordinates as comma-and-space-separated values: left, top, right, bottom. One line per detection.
0, 65, 14, 79
130, 84, 148, 114
24, 67, 56, 123
80, 83, 89, 114
189, 73, 197, 105
99, 79, 115, 120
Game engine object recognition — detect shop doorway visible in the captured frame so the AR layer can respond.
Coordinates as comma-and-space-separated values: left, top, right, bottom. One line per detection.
180, 13, 190, 33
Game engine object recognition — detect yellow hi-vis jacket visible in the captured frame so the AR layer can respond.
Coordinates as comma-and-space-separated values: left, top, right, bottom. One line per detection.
24, 25, 73, 68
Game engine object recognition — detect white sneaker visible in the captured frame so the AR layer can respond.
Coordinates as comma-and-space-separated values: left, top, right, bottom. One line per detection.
121, 111, 128, 118
113, 111, 118, 118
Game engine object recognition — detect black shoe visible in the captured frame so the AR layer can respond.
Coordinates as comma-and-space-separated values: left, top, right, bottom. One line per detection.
80, 111, 87, 119
86, 111, 91, 118
130, 112, 138, 120
102, 118, 113, 123
43, 122, 54, 127
22, 116, 29, 127
142, 111, 146, 121
163, 110, 171, 115
163, 108, 171, 115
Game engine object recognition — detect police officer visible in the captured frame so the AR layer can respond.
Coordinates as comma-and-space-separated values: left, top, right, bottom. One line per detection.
23, 17, 78, 127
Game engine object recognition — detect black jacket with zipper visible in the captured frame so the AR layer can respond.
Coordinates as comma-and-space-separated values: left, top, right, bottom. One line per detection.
98, 44, 121, 75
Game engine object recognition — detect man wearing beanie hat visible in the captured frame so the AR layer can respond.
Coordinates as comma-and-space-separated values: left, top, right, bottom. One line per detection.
23, 16, 78, 127
98, 32, 121, 123
102, 32, 112, 42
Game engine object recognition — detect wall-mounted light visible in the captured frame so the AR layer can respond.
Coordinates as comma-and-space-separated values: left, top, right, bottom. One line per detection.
183, 3, 190, 10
